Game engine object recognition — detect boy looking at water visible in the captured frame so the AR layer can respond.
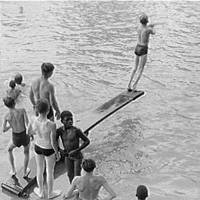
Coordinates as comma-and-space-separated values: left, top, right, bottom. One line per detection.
128, 14, 155, 91
2, 97, 30, 177
56, 111, 90, 183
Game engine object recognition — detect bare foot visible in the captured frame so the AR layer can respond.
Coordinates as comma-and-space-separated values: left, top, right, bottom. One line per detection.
48, 190, 62, 199
9, 169, 16, 177
34, 187, 44, 198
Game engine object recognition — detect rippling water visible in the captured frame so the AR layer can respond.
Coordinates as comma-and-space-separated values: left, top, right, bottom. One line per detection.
0, 1, 200, 200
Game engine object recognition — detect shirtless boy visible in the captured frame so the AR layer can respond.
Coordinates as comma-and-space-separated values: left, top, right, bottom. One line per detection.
56, 111, 90, 183
64, 159, 116, 200
128, 14, 155, 91
28, 98, 61, 199
2, 97, 30, 177
29, 63, 60, 121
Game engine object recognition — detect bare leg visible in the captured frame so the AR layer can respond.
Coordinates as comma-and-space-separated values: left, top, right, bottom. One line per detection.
23, 144, 30, 176
34, 153, 45, 198
8, 142, 17, 175
127, 55, 140, 90
132, 54, 147, 90
46, 153, 61, 198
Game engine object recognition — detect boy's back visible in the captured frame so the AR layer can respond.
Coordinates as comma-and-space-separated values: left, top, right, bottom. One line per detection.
74, 175, 105, 200
6, 108, 26, 133
137, 25, 154, 46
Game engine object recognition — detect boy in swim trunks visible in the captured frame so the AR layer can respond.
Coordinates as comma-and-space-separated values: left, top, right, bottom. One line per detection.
28, 98, 61, 199
2, 97, 30, 177
56, 111, 90, 184
64, 159, 116, 200
128, 14, 155, 91
136, 185, 149, 200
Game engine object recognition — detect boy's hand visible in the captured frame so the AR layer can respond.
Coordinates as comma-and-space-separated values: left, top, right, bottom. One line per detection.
68, 149, 78, 157
55, 151, 61, 162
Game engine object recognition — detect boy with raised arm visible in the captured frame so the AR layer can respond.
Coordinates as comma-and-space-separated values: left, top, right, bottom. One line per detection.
128, 14, 155, 91
56, 111, 90, 183
2, 97, 30, 177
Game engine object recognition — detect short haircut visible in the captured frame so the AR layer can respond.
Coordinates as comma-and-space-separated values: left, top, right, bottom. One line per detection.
136, 185, 148, 199
41, 63, 54, 76
9, 80, 16, 89
82, 159, 96, 172
60, 110, 73, 121
14, 73, 23, 84
3, 97, 15, 108
35, 99, 49, 114
139, 14, 148, 25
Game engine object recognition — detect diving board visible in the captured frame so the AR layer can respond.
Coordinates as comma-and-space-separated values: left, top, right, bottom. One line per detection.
78, 90, 144, 134
1, 90, 144, 198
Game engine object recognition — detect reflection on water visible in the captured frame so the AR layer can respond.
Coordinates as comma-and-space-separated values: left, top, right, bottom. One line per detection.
0, 1, 200, 200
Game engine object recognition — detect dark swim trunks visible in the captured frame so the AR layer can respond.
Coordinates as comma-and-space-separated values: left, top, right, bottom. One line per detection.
34, 144, 55, 156
12, 130, 30, 147
135, 44, 148, 56
47, 106, 54, 119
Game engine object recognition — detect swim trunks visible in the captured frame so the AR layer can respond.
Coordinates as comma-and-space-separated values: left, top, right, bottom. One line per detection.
12, 130, 30, 147
135, 44, 148, 56
34, 144, 55, 156
47, 106, 54, 119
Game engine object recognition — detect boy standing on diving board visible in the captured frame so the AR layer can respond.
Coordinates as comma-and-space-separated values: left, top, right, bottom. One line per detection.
128, 14, 155, 92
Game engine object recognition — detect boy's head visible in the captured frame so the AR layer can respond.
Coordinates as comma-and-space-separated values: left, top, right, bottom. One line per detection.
60, 110, 73, 128
3, 97, 15, 108
9, 80, 16, 89
136, 185, 148, 200
35, 98, 50, 115
139, 14, 148, 25
82, 159, 96, 173
14, 73, 23, 84
41, 63, 54, 78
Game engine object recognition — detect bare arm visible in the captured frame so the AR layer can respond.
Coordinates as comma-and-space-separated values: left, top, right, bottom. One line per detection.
68, 129, 90, 157
23, 109, 29, 127
50, 85, 60, 120
50, 122, 60, 161
2, 115, 11, 132
29, 85, 36, 107
27, 117, 35, 140
102, 178, 116, 200
64, 177, 78, 199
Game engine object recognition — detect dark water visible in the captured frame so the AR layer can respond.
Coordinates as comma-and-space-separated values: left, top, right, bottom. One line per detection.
0, 1, 200, 199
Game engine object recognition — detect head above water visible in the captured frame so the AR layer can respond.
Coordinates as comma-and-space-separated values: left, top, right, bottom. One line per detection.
9, 80, 16, 89
82, 159, 96, 173
35, 98, 50, 115
3, 96, 15, 108
136, 185, 148, 200
139, 14, 148, 25
14, 73, 23, 84
41, 63, 54, 78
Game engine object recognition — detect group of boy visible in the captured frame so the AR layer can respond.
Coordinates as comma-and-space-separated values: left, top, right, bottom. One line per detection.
2, 13, 154, 199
